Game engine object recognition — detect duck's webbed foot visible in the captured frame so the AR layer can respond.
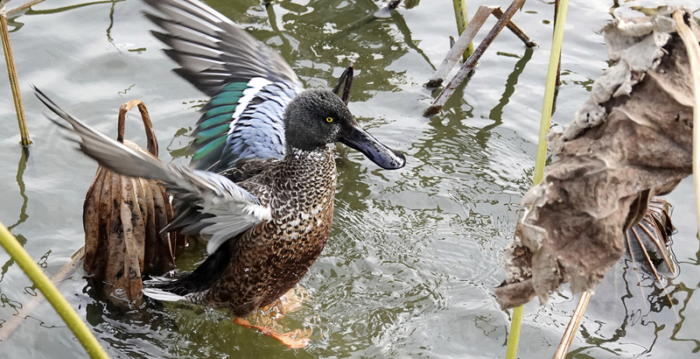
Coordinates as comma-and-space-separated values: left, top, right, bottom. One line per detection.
234, 317, 311, 348
234, 286, 312, 348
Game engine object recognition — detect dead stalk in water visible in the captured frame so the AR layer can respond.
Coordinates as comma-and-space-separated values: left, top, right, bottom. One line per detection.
1, 2, 30, 146
491, 7, 537, 48
425, 0, 529, 116
552, 292, 591, 359
426, 3, 537, 90
426, 5, 495, 89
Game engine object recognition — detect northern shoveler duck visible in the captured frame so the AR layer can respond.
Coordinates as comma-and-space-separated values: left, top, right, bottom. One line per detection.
36, 0, 405, 323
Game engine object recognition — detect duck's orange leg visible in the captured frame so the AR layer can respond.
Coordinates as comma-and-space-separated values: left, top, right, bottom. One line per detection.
234, 286, 312, 349
234, 317, 310, 349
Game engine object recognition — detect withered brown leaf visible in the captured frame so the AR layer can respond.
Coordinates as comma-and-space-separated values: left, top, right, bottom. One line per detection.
83, 100, 185, 308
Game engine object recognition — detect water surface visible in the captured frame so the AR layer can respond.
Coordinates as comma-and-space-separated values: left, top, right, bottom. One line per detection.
1, 0, 699, 358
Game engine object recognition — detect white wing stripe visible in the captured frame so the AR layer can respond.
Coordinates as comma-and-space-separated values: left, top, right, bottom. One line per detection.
228, 77, 273, 134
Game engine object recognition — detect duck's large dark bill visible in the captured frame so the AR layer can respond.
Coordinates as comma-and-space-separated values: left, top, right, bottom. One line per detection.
339, 125, 406, 170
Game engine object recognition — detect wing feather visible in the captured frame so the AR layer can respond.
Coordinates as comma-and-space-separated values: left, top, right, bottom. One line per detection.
144, 0, 303, 171
35, 87, 270, 255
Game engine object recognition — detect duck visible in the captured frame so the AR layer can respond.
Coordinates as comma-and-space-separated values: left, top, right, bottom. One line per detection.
35, 0, 405, 322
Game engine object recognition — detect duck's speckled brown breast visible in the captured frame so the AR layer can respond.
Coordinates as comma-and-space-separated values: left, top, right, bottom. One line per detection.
204, 147, 337, 317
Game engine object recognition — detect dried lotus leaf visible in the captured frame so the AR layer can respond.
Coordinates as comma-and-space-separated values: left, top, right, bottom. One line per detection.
495, 8, 698, 308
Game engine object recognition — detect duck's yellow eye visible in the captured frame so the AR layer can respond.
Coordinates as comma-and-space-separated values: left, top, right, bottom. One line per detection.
326, 117, 334, 123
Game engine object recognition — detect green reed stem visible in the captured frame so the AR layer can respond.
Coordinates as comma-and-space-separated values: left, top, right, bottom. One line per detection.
505, 0, 569, 358
533, 0, 568, 185
0, 8, 30, 147
0, 221, 109, 359
505, 305, 523, 358
452, 0, 474, 60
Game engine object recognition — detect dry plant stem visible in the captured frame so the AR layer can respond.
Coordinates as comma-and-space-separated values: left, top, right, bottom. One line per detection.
491, 7, 537, 48
6, 0, 44, 16
0, 247, 85, 343
452, 0, 474, 60
425, 2, 537, 90
673, 11, 700, 231
552, 292, 591, 359
0, 9, 30, 146
424, 0, 527, 115
117, 100, 158, 156
426, 5, 495, 89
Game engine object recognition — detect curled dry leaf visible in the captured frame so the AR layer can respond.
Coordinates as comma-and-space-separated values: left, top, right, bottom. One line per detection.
83, 100, 185, 308
495, 7, 698, 308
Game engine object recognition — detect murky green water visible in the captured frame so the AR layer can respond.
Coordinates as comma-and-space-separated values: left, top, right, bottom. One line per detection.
1, 0, 699, 358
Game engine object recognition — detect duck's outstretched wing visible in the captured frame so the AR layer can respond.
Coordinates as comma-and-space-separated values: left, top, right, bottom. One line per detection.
35, 87, 270, 255
144, 0, 302, 172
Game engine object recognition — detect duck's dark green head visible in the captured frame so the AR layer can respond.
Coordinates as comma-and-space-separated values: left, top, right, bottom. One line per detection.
284, 90, 406, 170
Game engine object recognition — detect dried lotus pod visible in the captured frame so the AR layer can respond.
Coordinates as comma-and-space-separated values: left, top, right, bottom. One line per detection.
82, 100, 184, 307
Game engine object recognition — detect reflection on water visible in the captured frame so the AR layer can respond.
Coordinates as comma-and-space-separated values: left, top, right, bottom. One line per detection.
535, 257, 676, 358
1, 149, 29, 284
7, 149, 29, 234
0, 0, 699, 358
219, 0, 419, 100
6, 0, 124, 32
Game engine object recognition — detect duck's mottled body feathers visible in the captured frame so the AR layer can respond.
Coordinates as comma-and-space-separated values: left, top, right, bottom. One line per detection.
148, 147, 337, 316
206, 148, 336, 315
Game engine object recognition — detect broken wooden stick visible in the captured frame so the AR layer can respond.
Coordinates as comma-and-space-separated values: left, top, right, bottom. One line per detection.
424, 0, 535, 116
425, 1, 536, 91
426, 5, 496, 90
552, 292, 591, 359
491, 7, 537, 48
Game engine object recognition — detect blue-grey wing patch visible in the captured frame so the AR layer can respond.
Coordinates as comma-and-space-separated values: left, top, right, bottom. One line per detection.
189, 78, 301, 172
219, 80, 300, 170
